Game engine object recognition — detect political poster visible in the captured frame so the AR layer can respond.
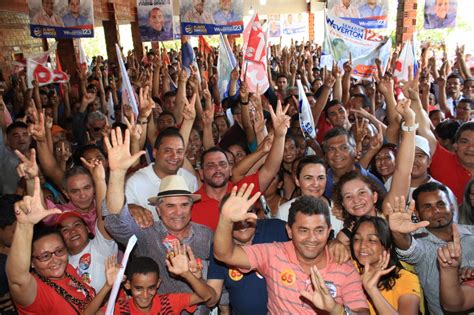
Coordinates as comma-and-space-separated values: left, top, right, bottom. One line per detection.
424, 0, 457, 29
327, 0, 389, 29
179, 0, 244, 36
138, 0, 174, 42
173, 16, 182, 39
281, 13, 308, 36
323, 11, 391, 80
28, 0, 94, 38
268, 14, 281, 38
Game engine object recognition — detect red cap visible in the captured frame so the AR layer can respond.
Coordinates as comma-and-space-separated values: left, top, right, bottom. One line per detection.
55, 211, 83, 225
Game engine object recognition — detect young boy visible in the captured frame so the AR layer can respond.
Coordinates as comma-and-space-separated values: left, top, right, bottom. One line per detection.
99, 241, 214, 314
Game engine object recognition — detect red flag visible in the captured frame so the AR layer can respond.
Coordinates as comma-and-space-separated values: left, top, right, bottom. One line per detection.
162, 45, 171, 66
55, 52, 65, 97
198, 36, 212, 56
241, 14, 269, 94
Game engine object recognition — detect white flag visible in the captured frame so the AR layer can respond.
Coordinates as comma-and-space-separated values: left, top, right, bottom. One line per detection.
115, 44, 139, 115
297, 80, 316, 138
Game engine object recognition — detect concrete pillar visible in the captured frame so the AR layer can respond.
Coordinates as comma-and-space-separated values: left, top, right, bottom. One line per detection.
103, 3, 120, 66
130, 21, 144, 61
396, 0, 418, 45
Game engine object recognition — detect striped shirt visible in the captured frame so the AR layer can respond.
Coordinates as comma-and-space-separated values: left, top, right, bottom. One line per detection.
242, 241, 368, 314
396, 225, 474, 315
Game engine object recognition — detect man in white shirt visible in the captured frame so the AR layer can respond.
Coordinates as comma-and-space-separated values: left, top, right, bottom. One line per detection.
125, 127, 198, 221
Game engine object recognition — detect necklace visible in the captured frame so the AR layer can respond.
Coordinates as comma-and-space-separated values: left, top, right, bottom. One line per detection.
36, 270, 93, 313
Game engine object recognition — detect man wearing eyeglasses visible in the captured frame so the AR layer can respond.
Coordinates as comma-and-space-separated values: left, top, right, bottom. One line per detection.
322, 127, 384, 197
191, 101, 290, 231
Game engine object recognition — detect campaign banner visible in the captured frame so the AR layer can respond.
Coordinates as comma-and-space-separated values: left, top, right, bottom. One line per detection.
179, 0, 244, 35
138, 0, 174, 42
323, 12, 391, 79
173, 16, 182, 39
268, 14, 281, 38
424, 0, 457, 29
27, 58, 69, 88
281, 13, 308, 35
28, 0, 94, 38
327, 0, 389, 29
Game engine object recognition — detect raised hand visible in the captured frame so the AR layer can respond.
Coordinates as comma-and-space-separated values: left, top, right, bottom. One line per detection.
376, 73, 394, 96
300, 266, 338, 313
220, 184, 261, 224
129, 204, 153, 229
437, 224, 461, 269
269, 100, 290, 138
182, 93, 197, 121
124, 115, 143, 143
395, 98, 416, 125
80, 157, 106, 182
186, 246, 203, 279
138, 86, 153, 120
166, 240, 190, 277
104, 127, 145, 173
15, 148, 39, 180
28, 109, 46, 142
387, 196, 429, 234
105, 255, 121, 287
362, 251, 396, 291
14, 177, 61, 225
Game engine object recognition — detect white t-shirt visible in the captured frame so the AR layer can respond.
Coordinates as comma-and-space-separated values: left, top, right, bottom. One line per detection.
125, 164, 198, 221
68, 223, 118, 292
384, 175, 459, 223
276, 197, 344, 234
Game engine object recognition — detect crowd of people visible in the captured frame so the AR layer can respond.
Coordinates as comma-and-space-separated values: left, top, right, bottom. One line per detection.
0, 29, 473, 315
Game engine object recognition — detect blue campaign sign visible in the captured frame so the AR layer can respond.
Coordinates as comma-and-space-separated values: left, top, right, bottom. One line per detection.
28, 0, 94, 38
179, 0, 244, 35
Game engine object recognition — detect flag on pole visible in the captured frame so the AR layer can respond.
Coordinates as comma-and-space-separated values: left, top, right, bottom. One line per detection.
115, 44, 139, 115
297, 79, 316, 138
218, 32, 237, 100
393, 37, 418, 81
198, 36, 212, 56
181, 35, 201, 82
240, 14, 269, 94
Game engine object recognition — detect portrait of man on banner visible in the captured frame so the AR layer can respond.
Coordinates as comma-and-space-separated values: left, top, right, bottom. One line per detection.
424, 0, 457, 29
28, 0, 94, 38
138, 1, 174, 42
327, 0, 389, 29
268, 15, 281, 38
180, 0, 243, 36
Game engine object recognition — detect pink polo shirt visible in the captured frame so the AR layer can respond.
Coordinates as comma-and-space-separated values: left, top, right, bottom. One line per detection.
242, 241, 368, 314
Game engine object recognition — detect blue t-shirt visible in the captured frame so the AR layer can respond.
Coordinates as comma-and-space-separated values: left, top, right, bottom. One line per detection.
208, 219, 288, 315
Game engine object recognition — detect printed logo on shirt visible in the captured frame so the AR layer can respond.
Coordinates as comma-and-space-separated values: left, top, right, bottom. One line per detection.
325, 281, 337, 298
77, 253, 91, 284
229, 269, 243, 281
162, 234, 179, 259
279, 268, 296, 286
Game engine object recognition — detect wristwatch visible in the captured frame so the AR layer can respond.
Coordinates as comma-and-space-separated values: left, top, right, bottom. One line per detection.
401, 122, 419, 132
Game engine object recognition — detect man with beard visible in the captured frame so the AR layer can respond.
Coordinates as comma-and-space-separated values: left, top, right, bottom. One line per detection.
191, 102, 290, 231
389, 182, 474, 314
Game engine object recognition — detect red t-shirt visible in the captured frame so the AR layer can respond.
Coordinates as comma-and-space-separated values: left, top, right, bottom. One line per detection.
104, 292, 195, 315
430, 142, 471, 203
191, 173, 260, 231
316, 113, 333, 144
17, 264, 95, 314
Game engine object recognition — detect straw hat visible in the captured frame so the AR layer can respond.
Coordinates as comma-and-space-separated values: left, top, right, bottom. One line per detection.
148, 175, 201, 205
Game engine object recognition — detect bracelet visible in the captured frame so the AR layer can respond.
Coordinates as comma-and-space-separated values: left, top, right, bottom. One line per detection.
138, 120, 148, 124
401, 122, 418, 132
240, 101, 249, 105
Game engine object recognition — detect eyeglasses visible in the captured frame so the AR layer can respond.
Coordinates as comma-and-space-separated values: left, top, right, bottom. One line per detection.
33, 247, 67, 262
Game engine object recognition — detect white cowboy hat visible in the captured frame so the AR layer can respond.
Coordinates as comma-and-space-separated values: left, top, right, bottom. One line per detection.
148, 175, 201, 205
